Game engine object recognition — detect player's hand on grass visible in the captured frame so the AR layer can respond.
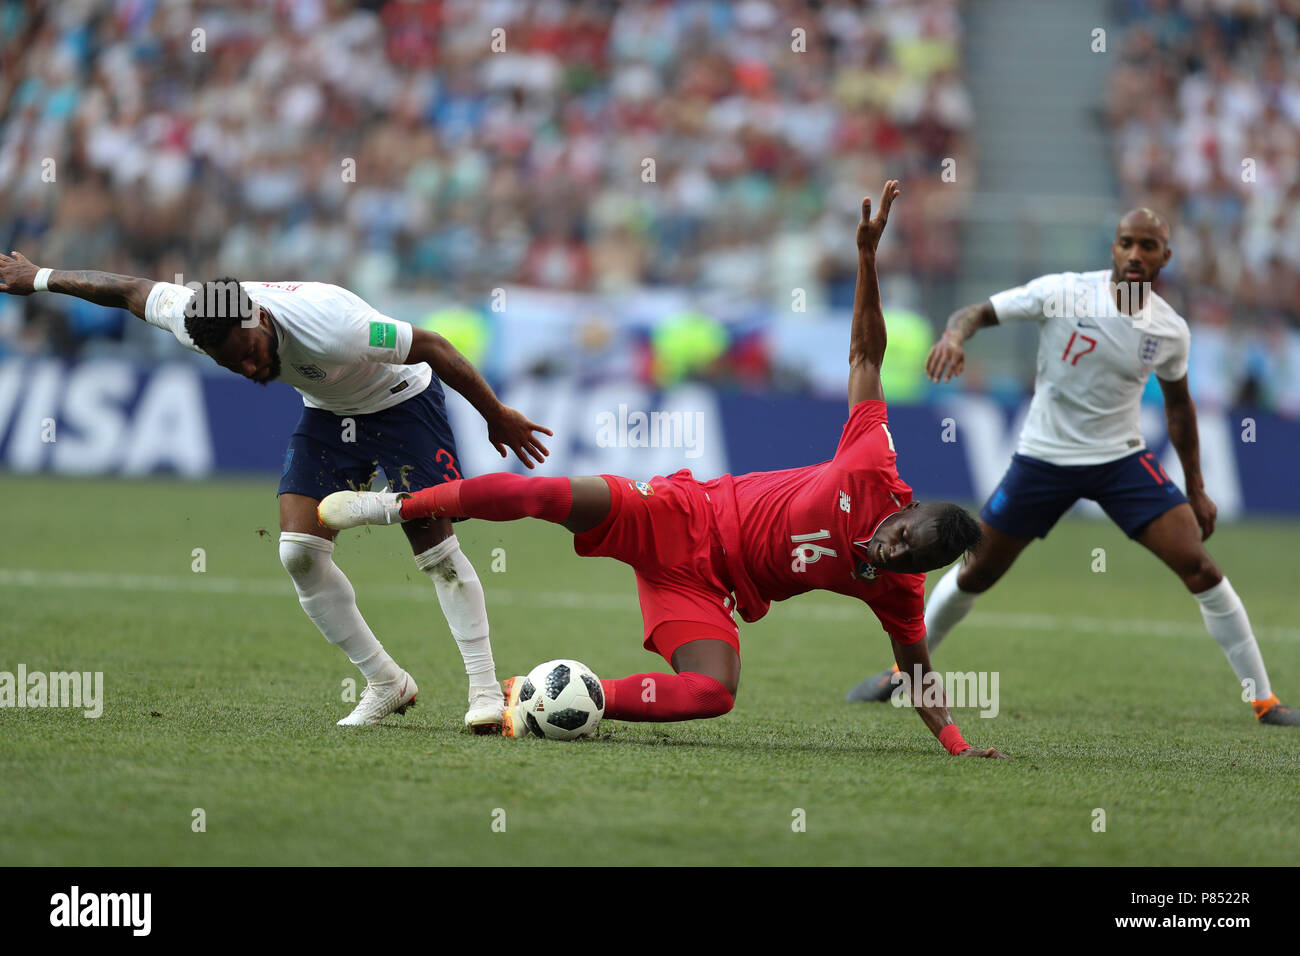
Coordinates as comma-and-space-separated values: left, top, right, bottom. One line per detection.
958, 745, 1009, 758
488, 405, 554, 469
856, 179, 900, 255
1188, 487, 1217, 541
0, 251, 39, 295
925, 332, 966, 383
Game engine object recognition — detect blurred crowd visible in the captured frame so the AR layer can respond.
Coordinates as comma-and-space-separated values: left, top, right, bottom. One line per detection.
1107, 0, 1300, 414
3, 0, 1296, 416
0, 0, 971, 358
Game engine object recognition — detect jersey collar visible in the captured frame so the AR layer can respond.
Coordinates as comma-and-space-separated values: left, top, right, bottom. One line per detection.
851, 508, 901, 579
262, 306, 283, 346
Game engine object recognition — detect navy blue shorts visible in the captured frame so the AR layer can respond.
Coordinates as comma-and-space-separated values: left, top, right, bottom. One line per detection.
980, 450, 1187, 541
277, 385, 464, 501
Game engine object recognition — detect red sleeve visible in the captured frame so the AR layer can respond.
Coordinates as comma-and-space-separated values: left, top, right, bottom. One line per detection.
834, 400, 894, 472
867, 574, 927, 645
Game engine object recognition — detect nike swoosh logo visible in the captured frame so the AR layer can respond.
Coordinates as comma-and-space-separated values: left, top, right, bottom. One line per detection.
1077, 321, 1099, 329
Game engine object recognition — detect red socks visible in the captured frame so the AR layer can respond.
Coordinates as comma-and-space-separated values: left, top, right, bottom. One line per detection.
400, 474, 573, 523
600, 672, 735, 722
399, 477, 735, 724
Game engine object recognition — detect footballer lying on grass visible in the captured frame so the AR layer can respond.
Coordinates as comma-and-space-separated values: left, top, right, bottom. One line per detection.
0, 251, 552, 731
322, 182, 1008, 758
845, 207, 1299, 727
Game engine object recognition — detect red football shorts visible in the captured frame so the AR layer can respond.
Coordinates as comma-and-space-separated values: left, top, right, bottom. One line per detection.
573, 473, 741, 664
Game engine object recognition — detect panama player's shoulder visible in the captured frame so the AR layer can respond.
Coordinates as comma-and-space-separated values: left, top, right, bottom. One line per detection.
846, 397, 890, 426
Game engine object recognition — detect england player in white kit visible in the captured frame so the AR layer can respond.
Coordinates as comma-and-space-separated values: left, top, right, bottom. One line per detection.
847, 209, 1298, 726
0, 253, 553, 730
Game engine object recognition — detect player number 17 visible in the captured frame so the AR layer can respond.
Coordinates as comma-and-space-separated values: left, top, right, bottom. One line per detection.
1061, 332, 1098, 366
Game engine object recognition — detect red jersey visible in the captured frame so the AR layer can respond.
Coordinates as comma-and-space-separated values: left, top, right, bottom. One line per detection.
700, 400, 926, 644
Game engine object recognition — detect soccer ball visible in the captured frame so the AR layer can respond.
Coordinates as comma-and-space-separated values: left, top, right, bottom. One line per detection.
517, 659, 604, 740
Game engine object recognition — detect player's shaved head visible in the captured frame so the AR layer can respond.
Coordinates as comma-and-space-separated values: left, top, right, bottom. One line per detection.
1111, 207, 1173, 289
1117, 207, 1170, 246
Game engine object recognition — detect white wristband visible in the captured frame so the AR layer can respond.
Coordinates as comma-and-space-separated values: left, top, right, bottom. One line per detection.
33, 268, 52, 292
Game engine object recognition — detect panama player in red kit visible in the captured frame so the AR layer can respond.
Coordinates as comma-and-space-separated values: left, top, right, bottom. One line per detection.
321, 182, 1006, 757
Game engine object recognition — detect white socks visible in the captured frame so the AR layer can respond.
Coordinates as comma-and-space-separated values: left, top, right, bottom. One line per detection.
414, 535, 498, 692
1194, 577, 1272, 701
921, 564, 1273, 705
923, 563, 978, 654
279, 532, 400, 683
278, 531, 498, 699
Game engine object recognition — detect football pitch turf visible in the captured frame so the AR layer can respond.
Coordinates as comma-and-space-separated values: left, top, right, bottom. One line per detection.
1, 475, 1296, 866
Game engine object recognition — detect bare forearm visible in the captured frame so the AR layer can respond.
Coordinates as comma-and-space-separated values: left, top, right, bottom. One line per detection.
1165, 399, 1204, 491
909, 672, 954, 738
422, 335, 502, 418
943, 300, 997, 344
849, 250, 885, 367
890, 635, 1001, 756
915, 696, 954, 738
49, 270, 153, 318
893, 641, 955, 740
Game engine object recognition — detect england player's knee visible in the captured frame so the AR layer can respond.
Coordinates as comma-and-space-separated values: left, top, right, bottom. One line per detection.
279, 531, 335, 583
280, 533, 358, 627
956, 562, 1000, 594
1180, 554, 1221, 592
414, 534, 478, 589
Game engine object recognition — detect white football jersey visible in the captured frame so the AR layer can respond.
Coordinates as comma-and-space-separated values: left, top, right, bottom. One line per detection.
144, 281, 431, 415
989, 270, 1190, 465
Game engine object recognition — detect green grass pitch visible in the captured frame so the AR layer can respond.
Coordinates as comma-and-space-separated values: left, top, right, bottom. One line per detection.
1, 474, 1296, 865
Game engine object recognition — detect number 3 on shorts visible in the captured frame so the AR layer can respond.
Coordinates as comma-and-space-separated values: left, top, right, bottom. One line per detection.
435, 448, 460, 482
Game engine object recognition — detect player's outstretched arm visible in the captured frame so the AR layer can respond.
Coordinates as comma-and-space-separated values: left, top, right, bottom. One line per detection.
405, 327, 553, 468
847, 180, 900, 409
891, 635, 1008, 758
925, 300, 998, 383
1158, 374, 1216, 540
0, 251, 155, 319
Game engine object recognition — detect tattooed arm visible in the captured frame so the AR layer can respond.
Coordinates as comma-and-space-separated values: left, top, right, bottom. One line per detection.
924, 300, 999, 383
1158, 373, 1216, 540
0, 251, 155, 319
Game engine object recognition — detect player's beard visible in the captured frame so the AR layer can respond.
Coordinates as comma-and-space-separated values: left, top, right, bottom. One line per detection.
257, 347, 282, 386
1113, 263, 1151, 284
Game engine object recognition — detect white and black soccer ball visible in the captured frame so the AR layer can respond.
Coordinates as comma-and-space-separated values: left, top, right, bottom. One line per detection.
517, 659, 604, 740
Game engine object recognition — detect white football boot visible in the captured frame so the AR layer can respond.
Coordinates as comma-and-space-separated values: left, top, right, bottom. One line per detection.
337, 670, 418, 726
318, 489, 406, 530
465, 683, 507, 735
499, 676, 532, 738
